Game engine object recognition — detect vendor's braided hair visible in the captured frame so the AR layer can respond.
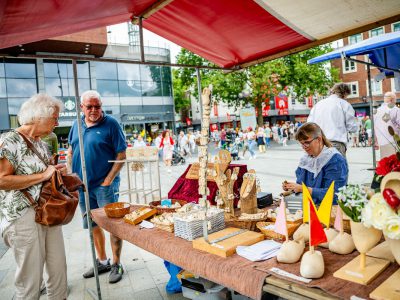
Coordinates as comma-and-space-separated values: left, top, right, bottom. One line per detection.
295, 122, 332, 148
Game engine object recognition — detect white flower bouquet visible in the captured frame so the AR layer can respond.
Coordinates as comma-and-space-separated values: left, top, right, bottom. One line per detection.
361, 191, 400, 240
336, 184, 369, 222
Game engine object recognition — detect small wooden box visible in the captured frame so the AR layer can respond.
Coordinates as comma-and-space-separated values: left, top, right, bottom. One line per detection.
192, 227, 264, 257
124, 207, 157, 225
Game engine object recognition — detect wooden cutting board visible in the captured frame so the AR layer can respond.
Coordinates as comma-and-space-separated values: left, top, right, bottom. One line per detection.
192, 227, 264, 257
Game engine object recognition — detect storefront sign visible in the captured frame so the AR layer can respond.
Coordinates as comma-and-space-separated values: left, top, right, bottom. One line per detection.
213, 102, 219, 116
240, 106, 257, 130
275, 95, 288, 115
210, 124, 218, 132
307, 96, 313, 108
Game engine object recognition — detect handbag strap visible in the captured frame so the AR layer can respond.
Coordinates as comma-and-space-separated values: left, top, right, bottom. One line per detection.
16, 130, 50, 208
16, 130, 49, 167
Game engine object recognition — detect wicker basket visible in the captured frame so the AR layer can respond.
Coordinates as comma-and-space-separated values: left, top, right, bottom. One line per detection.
149, 199, 188, 214
152, 222, 174, 233
225, 215, 265, 232
268, 217, 302, 225
174, 210, 225, 241
256, 221, 301, 241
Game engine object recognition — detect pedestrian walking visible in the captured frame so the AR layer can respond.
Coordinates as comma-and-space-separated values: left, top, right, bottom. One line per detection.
257, 127, 266, 153
160, 130, 174, 172
247, 127, 257, 159
307, 83, 358, 157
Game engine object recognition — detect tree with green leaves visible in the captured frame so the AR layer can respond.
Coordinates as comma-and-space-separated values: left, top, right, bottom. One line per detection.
173, 45, 338, 125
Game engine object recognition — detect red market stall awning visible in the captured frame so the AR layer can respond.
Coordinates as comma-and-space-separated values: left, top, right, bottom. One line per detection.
1, 0, 400, 68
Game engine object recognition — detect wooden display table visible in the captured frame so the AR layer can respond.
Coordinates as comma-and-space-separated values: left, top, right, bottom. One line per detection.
92, 207, 399, 300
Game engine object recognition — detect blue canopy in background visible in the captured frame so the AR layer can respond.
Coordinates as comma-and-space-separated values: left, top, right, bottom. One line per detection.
308, 31, 400, 74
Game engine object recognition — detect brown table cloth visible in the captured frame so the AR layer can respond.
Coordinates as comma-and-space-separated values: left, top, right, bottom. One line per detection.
256, 248, 399, 300
92, 208, 399, 300
167, 164, 247, 205
92, 207, 266, 300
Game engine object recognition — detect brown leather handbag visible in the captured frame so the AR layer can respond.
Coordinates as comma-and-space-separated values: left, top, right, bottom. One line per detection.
18, 132, 84, 226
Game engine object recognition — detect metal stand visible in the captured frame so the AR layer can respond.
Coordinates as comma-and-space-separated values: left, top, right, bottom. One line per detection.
110, 157, 161, 204
72, 60, 102, 300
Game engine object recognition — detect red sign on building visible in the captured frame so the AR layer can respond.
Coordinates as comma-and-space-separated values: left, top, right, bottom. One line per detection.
275, 95, 288, 115
213, 102, 219, 116
210, 124, 218, 132
308, 96, 313, 108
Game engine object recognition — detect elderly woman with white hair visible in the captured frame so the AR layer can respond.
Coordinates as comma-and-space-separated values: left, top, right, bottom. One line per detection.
0, 94, 67, 299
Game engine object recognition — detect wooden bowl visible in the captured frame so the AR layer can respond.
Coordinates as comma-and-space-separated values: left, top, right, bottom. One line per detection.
104, 202, 131, 218
149, 199, 187, 214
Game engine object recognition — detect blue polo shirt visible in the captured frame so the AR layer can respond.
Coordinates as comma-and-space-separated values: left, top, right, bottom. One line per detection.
68, 114, 127, 189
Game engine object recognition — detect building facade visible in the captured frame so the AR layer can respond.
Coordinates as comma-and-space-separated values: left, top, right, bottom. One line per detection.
0, 27, 175, 140
331, 22, 400, 117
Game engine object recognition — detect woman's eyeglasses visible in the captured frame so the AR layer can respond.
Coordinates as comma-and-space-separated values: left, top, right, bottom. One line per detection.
300, 137, 318, 148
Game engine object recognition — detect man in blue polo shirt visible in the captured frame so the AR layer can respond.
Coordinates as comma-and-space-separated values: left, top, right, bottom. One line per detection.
68, 90, 127, 284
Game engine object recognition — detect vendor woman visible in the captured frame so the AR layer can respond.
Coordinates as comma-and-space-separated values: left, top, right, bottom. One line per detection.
282, 122, 348, 204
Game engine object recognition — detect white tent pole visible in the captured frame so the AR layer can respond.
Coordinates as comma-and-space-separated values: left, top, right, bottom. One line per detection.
72, 59, 102, 300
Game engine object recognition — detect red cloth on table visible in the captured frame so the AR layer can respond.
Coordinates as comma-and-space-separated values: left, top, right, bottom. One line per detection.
168, 164, 247, 205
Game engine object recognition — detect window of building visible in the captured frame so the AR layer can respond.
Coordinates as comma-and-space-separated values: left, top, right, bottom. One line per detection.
347, 82, 359, 98
97, 80, 119, 97
366, 80, 383, 95
348, 34, 362, 45
369, 27, 384, 37
393, 22, 400, 32
43, 60, 90, 97
95, 62, 117, 80
5, 59, 36, 78
343, 59, 357, 73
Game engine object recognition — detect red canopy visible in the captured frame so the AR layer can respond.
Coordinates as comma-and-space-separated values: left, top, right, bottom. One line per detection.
1, 0, 399, 68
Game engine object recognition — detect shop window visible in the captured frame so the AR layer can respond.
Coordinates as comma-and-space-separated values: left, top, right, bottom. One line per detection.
117, 63, 140, 81
95, 62, 117, 80
119, 80, 142, 97
366, 80, 383, 95
348, 34, 362, 45
0, 78, 6, 97
393, 22, 400, 32
7, 98, 28, 115
97, 80, 119, 97
343, 60, 356, 73
0, 61, 5, 77
162, 81, 173, 97
369, 27, 384, 38
6, 79, 37, 97
347, 82, 359, 98
5, 59, 36, 78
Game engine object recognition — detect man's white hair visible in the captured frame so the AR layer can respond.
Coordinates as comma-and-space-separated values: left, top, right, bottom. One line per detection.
81, 90, 101, 103
384, 91, 396, 102
18, 93, 63, 125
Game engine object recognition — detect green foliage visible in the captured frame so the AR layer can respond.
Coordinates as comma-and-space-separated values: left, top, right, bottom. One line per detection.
172, 45, 339, 121
172, 69, 190, 113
